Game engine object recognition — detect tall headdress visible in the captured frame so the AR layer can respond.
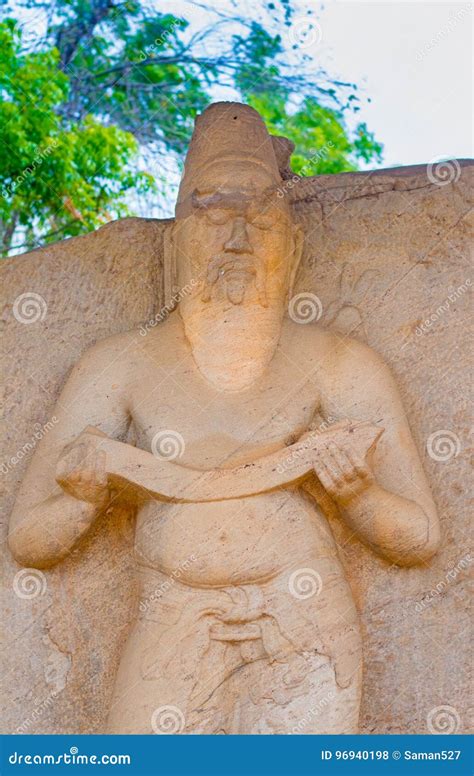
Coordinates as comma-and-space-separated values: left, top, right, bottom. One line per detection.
175, 102, 292, 217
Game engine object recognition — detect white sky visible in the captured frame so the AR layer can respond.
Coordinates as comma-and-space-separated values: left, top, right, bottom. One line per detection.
310, 1, 473, 167
176, 0, 473, 169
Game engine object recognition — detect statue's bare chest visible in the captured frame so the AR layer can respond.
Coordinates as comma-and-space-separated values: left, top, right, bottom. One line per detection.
128, 355, 322, 468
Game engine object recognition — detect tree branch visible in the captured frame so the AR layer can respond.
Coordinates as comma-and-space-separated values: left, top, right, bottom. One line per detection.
55, 0, 117, 69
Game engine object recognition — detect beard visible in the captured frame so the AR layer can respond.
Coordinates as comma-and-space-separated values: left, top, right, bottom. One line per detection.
179, 254, 285, 392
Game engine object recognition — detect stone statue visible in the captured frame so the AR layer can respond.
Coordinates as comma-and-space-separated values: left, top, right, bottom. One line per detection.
8, 103, 440, 735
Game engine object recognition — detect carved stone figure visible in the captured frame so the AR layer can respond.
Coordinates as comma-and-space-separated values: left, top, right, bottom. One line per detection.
8, 103, 440, 735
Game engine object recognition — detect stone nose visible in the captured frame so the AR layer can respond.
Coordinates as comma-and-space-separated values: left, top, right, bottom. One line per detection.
224, 216, 253, 254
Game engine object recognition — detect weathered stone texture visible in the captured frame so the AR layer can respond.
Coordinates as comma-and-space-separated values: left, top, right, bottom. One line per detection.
1, 162, 472, 734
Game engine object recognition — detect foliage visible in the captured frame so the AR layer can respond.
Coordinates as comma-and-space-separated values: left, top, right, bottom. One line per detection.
0, 20, 154, 253
1, 1, 383, 255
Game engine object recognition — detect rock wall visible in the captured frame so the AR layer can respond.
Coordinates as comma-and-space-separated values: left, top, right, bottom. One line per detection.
1, 161, 472, 734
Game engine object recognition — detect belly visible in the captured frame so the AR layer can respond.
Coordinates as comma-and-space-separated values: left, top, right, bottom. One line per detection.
134, 489, 336, 586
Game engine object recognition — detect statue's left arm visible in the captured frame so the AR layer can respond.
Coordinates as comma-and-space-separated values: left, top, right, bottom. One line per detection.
315, 339, 440, 566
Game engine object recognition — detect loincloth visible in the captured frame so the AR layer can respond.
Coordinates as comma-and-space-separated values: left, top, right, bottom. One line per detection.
137, 561, 362, 709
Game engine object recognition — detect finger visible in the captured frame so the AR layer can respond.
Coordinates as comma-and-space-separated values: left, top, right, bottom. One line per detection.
86, 446, 107, 484
69, 447, 91, 478
58, 469, 81, 486
78, 469, 96, 484
328, 443, 353, 478
321, 447, 343, 481
86, 442, 100, 466
96, 449, 106, 473
56, 456, 70, 480
59, 440, 76, 459
80, 468, 106, 487
345, 447, 368, 476
65, 443, 87, 466
95, 472, 109, 489
313, 460, 337, 494
57, 449, 81, 478
57, 450, 76, 476
95, 450, 108, 487
74, 443, 98, 476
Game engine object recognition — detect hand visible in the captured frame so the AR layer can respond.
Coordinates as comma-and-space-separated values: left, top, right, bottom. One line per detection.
56, 438, 110, 507
312, 441, 374, 507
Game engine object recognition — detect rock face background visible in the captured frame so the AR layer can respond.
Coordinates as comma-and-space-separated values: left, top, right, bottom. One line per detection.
1, 162, 472, 734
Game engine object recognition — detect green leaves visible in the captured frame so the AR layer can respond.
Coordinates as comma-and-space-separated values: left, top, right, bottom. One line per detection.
1, 2, 383, 256
0, 20, 155, 253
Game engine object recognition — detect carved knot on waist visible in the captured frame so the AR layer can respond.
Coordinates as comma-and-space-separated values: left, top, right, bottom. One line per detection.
209, 584, 266, 642
218, 585, 265, 624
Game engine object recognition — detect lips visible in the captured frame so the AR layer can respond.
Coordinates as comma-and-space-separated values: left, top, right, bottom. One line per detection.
215, 255, 256, 276
201, 254, 253, 301
220, 264, 254, 280
201, 253, 267, 307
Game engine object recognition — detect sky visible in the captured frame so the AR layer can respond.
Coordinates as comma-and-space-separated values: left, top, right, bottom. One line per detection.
310, 1, 473, 167
173, 0, 473, 169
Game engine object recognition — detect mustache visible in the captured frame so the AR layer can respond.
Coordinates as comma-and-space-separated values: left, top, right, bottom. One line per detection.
201, 253, 267, 306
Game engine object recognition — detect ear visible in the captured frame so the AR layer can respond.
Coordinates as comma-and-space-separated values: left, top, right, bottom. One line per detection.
288, 222, 304, 301
163, 221, 178, 310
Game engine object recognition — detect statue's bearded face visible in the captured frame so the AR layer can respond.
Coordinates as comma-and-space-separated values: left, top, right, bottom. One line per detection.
173, 166, 299, 310
170, 164, 302, 390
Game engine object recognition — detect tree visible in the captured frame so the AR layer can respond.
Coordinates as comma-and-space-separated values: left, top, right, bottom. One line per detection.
1, 1, 383, 255
0, 19, 154, 254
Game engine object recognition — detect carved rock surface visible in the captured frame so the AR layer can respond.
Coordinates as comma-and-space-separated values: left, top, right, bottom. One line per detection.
1, 162, 472, 734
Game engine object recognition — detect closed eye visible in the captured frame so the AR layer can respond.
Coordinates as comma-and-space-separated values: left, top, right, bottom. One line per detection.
249, 215, 273, 230
204, 209, 230, 225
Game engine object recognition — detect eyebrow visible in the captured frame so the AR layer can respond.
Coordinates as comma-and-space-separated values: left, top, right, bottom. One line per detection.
192, 187, 279, 211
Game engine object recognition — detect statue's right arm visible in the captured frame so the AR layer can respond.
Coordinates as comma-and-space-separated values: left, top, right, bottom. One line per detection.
8, 338, 131, 569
